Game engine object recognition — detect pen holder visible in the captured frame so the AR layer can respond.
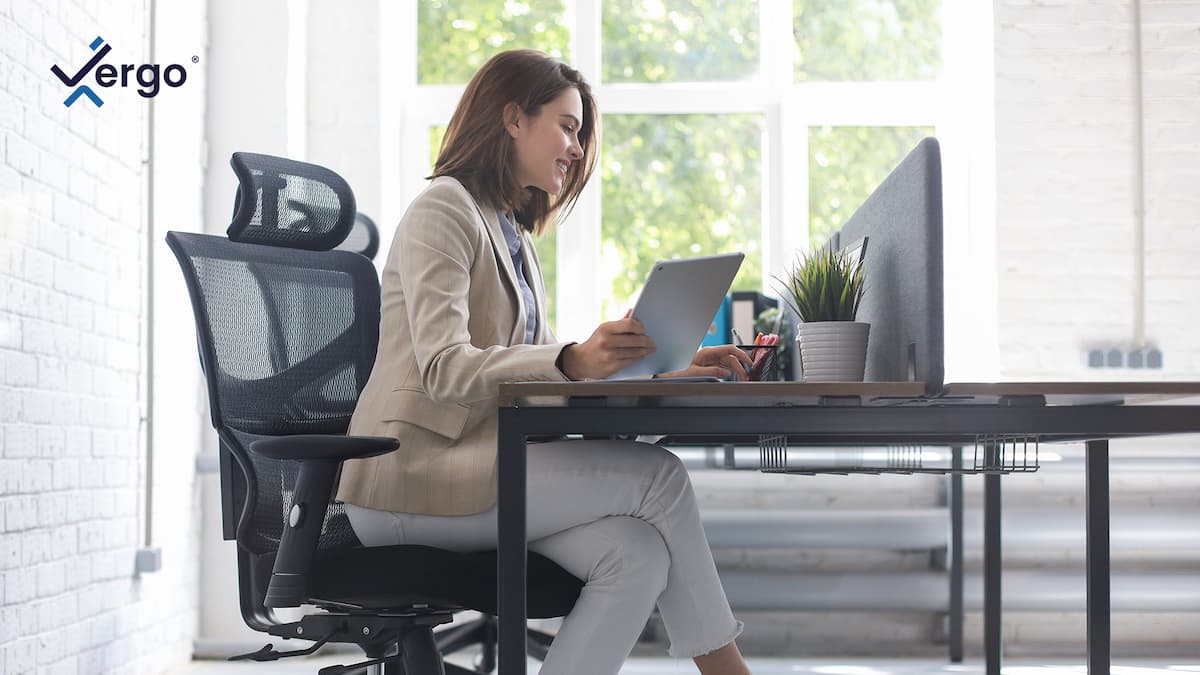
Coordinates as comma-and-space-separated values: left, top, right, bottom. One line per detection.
736, 344, 780, 381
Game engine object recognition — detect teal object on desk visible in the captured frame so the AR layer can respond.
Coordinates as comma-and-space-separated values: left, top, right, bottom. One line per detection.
701, 295, 731, 347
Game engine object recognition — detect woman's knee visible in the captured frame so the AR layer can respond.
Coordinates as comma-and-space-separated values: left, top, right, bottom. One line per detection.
626, 442, 685, 480
636, 443, 693, 503
591, 516, 670, 592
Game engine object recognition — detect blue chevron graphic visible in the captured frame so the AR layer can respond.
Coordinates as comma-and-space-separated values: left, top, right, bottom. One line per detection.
64, 86, 103, 108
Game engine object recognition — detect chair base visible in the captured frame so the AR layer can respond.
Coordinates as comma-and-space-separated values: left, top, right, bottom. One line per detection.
230, 611, 555, 674
436, 614, 555, 673
315, 626, 445, 675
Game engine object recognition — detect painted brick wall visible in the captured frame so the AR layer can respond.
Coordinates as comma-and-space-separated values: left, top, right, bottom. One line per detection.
1, 0, 204, 672
994, 0, 1200, 378
1140, 1, 1200, 375
991, 2, 1199, 649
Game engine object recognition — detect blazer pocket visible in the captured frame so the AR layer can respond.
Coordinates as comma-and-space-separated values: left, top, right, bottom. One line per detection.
382, 387, 473, 441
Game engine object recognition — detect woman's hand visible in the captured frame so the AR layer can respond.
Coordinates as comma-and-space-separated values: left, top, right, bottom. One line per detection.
656, 345, 754, 381
560, 312, 656, 380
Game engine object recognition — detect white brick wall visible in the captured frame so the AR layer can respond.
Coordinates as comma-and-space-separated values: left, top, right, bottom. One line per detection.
1, 0, 205, 672
995, 0, 1200, 377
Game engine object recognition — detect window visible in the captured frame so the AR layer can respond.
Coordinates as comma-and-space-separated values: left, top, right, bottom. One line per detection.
808, 125, 933, 246
601, 113, 763, 317
408, 0, 977, 345
794, 0, 941, 82
418, 0, 570, 84
602, 1, 760, 83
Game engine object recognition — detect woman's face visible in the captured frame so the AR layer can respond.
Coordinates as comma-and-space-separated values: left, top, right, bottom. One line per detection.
508, 87, 585, 196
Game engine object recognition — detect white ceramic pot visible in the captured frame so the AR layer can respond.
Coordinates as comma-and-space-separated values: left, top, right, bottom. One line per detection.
796, 321, 870, 382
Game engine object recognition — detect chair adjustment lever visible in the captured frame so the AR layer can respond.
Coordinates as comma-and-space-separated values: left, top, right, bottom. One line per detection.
317, 653, 402, 675
228, 630, 334, 662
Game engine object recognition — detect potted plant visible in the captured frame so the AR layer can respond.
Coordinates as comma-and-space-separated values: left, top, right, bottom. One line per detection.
773, 244, 869, 382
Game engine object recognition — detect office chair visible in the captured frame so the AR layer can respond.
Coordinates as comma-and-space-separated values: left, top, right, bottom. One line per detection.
167, 152, 582, 674
335, 211, 381, 261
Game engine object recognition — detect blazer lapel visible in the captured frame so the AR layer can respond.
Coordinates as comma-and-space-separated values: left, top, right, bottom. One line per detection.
475, 206, 527, 345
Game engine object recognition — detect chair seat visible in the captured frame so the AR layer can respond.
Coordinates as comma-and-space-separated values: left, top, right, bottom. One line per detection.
310, 544, 582, 619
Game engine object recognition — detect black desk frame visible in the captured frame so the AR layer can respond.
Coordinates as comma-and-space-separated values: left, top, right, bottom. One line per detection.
496, 400, 1200, 675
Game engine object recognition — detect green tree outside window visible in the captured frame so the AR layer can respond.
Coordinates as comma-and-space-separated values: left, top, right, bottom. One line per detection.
601, 114, 763, 317
807, 125, 933, 247
418, 0, 570, 84
601, 0, 759, 83
795, 0, 941, 81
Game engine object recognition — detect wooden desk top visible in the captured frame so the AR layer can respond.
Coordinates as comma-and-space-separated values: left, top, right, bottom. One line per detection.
942, 382, 1200, 406
499, 380, 926, 407
499, 380, 1200, 408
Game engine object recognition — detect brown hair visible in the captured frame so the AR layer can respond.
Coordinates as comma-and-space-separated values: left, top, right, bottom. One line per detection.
431, 49, 598, 235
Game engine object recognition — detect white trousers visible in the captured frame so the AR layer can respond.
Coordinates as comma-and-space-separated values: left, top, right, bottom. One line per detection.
344, 439, 742, 675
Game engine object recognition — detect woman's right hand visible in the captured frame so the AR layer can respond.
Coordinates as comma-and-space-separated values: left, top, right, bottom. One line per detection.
560, 312, 656, 380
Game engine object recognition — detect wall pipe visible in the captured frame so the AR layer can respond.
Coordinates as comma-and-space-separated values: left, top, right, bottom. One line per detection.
1132, 0, 1146, 349
140, 0, 158, 563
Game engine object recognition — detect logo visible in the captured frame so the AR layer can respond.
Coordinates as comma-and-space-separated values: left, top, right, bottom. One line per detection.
51, 36, 191, 108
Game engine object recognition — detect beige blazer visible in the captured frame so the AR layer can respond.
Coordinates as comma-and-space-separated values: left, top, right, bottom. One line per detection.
336, 177, 570, 515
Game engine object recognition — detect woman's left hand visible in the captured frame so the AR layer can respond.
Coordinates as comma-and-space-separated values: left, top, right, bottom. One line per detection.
656, 345, 753, 381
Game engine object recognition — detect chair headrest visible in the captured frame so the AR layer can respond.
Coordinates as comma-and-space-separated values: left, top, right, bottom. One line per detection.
334, 212, 381, 261
227, 152, 357, 251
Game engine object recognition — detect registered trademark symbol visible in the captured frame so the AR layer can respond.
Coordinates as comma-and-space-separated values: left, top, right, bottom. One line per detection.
192, 56, 199, 63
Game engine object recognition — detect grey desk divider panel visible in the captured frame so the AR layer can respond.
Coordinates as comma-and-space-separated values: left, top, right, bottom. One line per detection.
834, 137, 943, 395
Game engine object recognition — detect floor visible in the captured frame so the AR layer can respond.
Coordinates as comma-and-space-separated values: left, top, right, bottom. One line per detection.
178, 655, 1200, 674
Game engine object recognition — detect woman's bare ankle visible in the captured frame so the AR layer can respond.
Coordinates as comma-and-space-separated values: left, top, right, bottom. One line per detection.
692, 640, 751, 675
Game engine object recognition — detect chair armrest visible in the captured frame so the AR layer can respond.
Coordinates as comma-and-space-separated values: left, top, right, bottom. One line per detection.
250, 434, 396, 609
249, 434, 397, 462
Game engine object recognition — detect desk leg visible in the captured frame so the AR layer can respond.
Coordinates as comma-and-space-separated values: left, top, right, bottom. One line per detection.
983, 458, 1002, 675
1086, 439, 1111, 675
949, 446, 964, 663
497, 412, 528, 675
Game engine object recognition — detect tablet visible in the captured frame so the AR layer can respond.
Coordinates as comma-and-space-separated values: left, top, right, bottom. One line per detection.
607, 252, 745, 380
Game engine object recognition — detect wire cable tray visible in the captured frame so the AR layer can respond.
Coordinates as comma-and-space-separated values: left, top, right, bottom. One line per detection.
758, 434, 1040, 475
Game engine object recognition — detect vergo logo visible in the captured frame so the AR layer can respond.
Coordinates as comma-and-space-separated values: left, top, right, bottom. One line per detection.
51, 36, 191, 108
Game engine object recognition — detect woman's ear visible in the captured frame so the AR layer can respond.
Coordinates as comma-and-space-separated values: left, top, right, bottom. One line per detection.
503, 102, 523, 139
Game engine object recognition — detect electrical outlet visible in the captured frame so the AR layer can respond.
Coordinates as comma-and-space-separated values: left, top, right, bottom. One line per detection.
1146, 348, 1163, 368
135, 547, 162, 574
1086, 347, 1163, 369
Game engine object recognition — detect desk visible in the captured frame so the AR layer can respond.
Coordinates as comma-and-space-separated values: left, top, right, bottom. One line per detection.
495, 381, 1200, 675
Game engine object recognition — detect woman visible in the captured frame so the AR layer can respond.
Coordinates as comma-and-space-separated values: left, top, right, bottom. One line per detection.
337, 49, 754, 675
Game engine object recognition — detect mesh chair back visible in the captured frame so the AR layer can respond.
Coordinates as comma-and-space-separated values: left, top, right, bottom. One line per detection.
166, 231, 380, 555
335, 212, 382, 261
228, 152, 357, 251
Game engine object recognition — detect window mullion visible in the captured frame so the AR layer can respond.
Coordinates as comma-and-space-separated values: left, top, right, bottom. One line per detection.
795, 82, 942, 125
572, 0, 601, 81
377, 0, 415, 265
762, 0, 796, 291
778, 90, 810, 278
556, 0, 604, 337
940, 0, 999, 379
597, 83, 770, 114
